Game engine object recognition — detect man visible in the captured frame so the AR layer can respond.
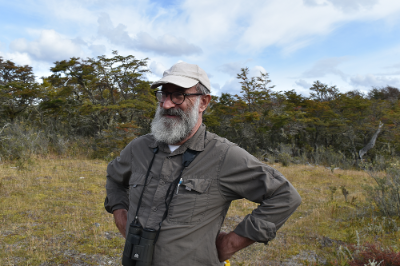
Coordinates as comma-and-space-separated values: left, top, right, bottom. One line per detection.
105, 62, 301, 266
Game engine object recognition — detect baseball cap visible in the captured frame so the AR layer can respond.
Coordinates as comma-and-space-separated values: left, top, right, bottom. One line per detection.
150, 62, 211, 93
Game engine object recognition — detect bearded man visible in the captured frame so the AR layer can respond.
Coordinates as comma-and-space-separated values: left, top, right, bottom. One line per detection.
104, 62, 301, 266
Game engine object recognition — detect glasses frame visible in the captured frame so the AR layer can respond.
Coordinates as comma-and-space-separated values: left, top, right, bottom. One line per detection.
154, 90, 204, 105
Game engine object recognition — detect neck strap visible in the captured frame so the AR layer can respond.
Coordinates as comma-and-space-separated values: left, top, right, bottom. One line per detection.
133, 147, 158, 224
131, 147, 200, 232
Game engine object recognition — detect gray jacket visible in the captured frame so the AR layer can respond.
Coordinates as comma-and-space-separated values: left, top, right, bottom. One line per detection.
105, 124, 301, 266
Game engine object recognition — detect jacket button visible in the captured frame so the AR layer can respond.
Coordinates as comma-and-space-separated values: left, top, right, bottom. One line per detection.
152, 207, 157, 212
160, 180, 165, 185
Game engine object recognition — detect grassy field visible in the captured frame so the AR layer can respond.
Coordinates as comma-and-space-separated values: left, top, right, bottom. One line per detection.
0, 157, 399, 265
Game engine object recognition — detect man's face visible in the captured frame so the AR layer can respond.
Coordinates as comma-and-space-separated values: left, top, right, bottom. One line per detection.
150, 84, 202, 145
159, 83, 200, 114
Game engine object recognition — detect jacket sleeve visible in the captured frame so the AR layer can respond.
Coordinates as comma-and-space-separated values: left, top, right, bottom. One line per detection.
218, 145, 301, 243
104, 142, 133, 213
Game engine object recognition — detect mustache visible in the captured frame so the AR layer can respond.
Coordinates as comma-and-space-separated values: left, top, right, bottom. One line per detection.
160, 108, 185, 117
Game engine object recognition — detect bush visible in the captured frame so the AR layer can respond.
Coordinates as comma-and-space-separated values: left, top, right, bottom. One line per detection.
278, 152, 292, 167
364, 163, 400, 217
311, 145, 353, 169
0, 122, 49, 161
92, 122, 138, 159
348, 243, 400, 266
0, 121, 90, 162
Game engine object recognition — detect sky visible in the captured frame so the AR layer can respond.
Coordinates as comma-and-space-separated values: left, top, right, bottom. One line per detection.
1, 0, 400, 97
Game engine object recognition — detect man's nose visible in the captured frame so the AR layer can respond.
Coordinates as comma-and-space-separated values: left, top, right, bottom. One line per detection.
161, 94, 176, 109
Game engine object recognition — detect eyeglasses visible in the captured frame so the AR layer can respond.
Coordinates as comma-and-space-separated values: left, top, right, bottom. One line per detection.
154, 90, 204, 105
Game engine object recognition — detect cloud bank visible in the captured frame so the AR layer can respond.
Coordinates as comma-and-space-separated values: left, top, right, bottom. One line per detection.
97, 13, 202, 56
10, 29, 83, 62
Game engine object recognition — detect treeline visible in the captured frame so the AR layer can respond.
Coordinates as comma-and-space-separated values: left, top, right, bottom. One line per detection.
204, 69, 400, 167
1, 53, 399, 168
0, 51, 156, 160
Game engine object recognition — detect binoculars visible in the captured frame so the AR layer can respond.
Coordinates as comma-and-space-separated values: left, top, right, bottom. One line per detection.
122, 223, 157, 266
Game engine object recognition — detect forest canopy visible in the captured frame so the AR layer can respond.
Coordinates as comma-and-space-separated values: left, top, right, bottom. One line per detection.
1, 53, 399, 167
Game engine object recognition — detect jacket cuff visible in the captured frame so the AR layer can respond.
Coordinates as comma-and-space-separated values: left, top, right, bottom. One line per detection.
104, 195, 129, 214
233, 214, 276, 244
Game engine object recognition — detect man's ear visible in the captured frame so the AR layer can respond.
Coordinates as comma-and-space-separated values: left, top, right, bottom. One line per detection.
199, 94, 212, 113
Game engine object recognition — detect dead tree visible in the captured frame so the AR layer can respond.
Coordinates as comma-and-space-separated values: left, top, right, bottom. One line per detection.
359, 121, 384, 160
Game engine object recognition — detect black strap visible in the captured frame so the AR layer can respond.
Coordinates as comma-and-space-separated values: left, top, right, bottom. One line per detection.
154, 149, 199, 243
131, 146, 200, 243
132, 147, 158, 225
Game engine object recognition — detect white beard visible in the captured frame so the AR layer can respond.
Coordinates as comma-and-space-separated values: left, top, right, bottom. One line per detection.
151, 98, 200, 144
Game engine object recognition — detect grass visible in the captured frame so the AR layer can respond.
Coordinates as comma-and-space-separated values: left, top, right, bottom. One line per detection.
0, 158, 399, 265
0, 157, 122, 265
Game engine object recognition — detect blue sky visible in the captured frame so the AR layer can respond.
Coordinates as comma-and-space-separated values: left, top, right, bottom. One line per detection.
1, 0, 400, 97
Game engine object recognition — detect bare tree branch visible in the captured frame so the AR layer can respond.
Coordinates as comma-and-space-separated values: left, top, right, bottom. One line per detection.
359, 121, 384, 160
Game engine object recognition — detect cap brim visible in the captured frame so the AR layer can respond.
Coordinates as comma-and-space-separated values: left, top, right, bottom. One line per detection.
150, 75, 199, 89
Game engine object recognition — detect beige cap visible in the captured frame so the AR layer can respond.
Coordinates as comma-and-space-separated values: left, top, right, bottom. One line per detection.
151, 62, 211, 93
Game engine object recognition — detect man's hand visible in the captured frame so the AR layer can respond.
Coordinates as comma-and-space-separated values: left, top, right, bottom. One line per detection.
113, 209, 128, 238
215, 231, 255, 262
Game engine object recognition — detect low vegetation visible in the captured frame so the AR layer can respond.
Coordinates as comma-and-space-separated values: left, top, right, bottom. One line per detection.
1, 157, 399, 265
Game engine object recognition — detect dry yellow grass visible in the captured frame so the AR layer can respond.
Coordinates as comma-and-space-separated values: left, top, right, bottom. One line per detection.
0, 158, 123, 265
224, 164, 400, 265
0, 159, 399, 265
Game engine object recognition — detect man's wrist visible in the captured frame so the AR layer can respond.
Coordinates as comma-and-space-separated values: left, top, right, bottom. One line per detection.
113, 209, 128, 238
216, 231, 255, 261
225, 231, 255, 252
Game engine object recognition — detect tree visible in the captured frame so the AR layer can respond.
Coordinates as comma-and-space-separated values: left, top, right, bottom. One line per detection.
42, 51, 156, 156
0, 57, 41, 123
43, 51, 155, 136
309, 80, 339, 102
368, 86, 400, 101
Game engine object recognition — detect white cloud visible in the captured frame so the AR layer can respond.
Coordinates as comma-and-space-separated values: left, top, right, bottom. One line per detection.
384, 63, 400, 69
234, 0, 400, 53
217, 61, 247, 77
211, 82, 220, 90
9, 29, 83, 62
89, 44, 106, 56
249, 66, 268, 78
304, 0, 378, 12
0, 51, 33, 66
97, 13, 132, 47
295, 79, 313, 89
237, 1, 344, 52
302, 57, 348, 80
134, 32, 203, 56
217, 60, 260, 77
350, 74, 400, 88
221, 77, 242, 95
327, 0, 378, 12
149, 61, 166, 77
97, 13, 202, 56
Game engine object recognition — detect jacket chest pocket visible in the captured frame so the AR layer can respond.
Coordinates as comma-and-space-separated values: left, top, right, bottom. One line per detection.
168, 178, 212, 224
129, 173, 153, 214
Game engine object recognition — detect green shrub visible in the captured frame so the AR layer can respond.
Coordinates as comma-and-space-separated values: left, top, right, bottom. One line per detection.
0, 121, 89, 161
278, 152, 292, 167
0, 122, 49, 161
363, 163, 400, 217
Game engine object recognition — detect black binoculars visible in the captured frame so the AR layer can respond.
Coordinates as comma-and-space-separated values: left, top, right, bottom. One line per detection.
122, 223, 157, 266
